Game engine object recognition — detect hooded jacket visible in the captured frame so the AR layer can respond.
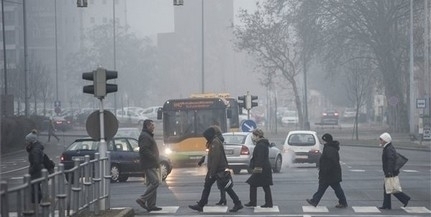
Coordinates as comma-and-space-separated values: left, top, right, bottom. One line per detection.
203, 126, 228, 177
318, 140, 342, 184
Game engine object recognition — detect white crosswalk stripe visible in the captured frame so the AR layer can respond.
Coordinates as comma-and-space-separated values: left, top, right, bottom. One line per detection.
402, 207, 431, 213
352, 206, 381, 213
302, 205, 329, 212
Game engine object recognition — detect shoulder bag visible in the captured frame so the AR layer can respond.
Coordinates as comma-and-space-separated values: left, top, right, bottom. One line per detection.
394, 152, 408, 171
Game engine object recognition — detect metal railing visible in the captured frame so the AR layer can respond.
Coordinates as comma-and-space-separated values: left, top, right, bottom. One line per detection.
1, 152, 111, 217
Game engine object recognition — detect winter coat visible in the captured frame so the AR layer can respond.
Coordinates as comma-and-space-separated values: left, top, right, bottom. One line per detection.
246, 138, 273, 187
138, 129, 160, 169
26, 141, 44, 179
203, 126, 228, 177
318, 140, 342, 184
382, 143, 399, 177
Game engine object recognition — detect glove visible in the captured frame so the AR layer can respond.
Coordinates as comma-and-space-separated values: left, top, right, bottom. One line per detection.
252, 167, 263, 174
197, 156, 205, 166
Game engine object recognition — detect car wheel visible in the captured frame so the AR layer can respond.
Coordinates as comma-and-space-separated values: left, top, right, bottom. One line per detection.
233, 168, 241, 174
273, 155, 282, 173
159, 161, 170, 181
110, 164, 121, 183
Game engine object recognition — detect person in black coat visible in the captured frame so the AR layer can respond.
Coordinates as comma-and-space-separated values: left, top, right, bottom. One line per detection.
306, 133, 348, 208
245, 128, 273, 208
25, 130, 44, 203
378, 132, 410, 209
136, 119, 162, 212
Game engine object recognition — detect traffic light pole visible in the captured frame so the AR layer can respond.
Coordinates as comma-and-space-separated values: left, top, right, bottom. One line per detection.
98, 97, 109, 210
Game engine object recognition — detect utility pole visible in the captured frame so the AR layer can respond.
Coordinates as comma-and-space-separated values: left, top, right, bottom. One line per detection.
23, 0, 28, 116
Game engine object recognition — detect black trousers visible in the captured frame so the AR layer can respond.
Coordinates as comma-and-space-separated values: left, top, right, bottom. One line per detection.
311, 182, 347, 205
383, 184, 410, 208
249, 185, 272, 206
198, 173, 241, 207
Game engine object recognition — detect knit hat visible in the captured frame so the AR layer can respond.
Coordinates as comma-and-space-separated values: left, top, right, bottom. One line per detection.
25, 131, 38, 143
252, 128, 264, 138
322, 133, 333, 142
379, 132, 392, 143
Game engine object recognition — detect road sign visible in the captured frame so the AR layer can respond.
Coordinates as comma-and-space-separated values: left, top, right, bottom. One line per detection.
416, 99, 426, 109
54, 107, 61, 114
241, 119, 257, 132
54, 100, 61, 108
86, 110, 118, 140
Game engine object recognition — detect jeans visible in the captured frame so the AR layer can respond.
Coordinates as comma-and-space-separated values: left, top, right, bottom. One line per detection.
311, 182, 347, 205
139, 168, 160, 208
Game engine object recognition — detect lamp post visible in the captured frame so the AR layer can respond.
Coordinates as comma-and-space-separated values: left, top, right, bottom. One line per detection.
54, 0, 58, 101
201, 0, 204, 93
1, 0, 7, 95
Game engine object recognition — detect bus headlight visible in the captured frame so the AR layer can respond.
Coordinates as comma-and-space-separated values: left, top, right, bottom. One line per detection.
165, 147, 172, 155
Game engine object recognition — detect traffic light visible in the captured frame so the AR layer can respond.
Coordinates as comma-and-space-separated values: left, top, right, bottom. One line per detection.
245, 94, 258, 110
77, 0, 88, 7
238, 95, 246, 112
173, 0, 184, 6
82, 68, 118, 98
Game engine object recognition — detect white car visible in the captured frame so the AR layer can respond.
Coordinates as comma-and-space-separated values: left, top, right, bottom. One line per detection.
222, 132, 283, 174
283, 130, 322, 167
116, 110, 148, 126
281, 110, 299, 126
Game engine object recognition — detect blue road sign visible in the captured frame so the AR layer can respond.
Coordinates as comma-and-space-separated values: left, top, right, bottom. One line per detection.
241, 119, 257, 132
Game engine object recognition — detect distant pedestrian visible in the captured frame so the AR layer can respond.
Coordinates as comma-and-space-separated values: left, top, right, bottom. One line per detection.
306, 133, 348, 208
244, 128, 273, 208
378, 132, 410, 210
136, 120, 162, 212
25, 129, 44, 204
189, 126, 243, 212
47, 118, 59, 142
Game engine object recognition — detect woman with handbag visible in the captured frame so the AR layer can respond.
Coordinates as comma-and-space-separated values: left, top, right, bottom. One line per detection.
189, 126, 243, 212
244, 128, 273, 208
378, 132, 411, 209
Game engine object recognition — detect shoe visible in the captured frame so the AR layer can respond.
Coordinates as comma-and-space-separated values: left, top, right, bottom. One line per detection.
189, 204, 203, 212
335, 203, 348, 208
229, 204, 243, 212
215, 200, 226, 206
244, 202, 256, 207
136, 198, 149, 211
404, 199, 410, 207
378, 206, 391, 210
148, 206, 162, 212
306, 199, 317, 207
260, 204, 273, 208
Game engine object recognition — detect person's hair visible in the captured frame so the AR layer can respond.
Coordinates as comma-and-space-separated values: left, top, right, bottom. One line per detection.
143, 119, 153, 129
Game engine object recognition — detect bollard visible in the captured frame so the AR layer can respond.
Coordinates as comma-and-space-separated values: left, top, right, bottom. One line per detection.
105, 152, 111, 209
40, 169, 50, 217
84, 155, 92, 207
22, 174, 35, 217
94, 153, 101, 215
72, 159, 81, 215
57, 164, 66, 217
1, 181, 9, 217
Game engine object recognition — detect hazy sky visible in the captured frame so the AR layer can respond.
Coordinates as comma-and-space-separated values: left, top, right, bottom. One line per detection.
126, 0, 258, 38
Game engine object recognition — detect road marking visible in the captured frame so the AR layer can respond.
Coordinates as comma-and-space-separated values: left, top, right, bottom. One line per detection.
352, 206, 380, 213
402, 207, 431, 213
350, 169, 365, 172
302, 206, 329, 212
0, 166, 29, 175
402, 170, 418, 173
203, 206, 228, 212
254, 206, 279, 213
148, 206, 179, 213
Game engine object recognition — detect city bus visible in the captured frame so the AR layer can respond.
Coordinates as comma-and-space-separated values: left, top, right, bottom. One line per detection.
158, 93, 240, 166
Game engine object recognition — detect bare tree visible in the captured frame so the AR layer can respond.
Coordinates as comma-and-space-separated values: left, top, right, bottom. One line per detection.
233, 0, 305, 128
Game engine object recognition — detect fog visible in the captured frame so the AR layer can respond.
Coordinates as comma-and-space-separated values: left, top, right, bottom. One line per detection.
3, 0, 428, 131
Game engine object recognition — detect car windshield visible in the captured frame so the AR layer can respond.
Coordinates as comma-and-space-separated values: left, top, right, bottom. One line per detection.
288, 134, 316, 146
67, 140, 99, 151
223, 134, 246, 144
115, 129, 140, 139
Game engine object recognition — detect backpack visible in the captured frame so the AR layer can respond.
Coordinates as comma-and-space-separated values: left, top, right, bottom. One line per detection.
43, 154, 55, 174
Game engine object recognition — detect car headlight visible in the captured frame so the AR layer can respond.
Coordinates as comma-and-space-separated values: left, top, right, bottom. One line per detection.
164, 147, 172, 155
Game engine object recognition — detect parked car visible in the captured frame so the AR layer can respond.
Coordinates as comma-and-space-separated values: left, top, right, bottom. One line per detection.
282, 130, 322, 167
222, 132, 283, 174
342, 108, 357, 119
115, 110, 148, 126
52, 116, 73, 131
320, 109, 339, 125
60, 137, 172, 182
115, 127, 141, 139
140, 106, 161, 120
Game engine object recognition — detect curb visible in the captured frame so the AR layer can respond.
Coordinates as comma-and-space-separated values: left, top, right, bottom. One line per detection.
114, 207, 134, 217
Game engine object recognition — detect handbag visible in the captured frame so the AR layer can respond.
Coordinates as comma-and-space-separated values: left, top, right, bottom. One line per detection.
43, 154, 55, 174
216, 170, 233, 189
384, 176, 402, 194
395, 152, 408, 171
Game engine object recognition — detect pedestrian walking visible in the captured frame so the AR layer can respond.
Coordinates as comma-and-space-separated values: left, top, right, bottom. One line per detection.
47, 118, 59, 142
197, 155, 226, 205
189, 126, 243, 212
306, 133, 348, 208
135, 119, 162, 212
25, 129, 44, 204
378, 132, 410, 210
244, 128, 273, 208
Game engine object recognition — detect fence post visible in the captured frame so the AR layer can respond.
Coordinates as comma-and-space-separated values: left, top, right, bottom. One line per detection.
105, 152, 111, 209
22, 174, 35, 216
57, 164, 66, 217
94, 153, 101, 215
1, 181, 8, 217
72, 159, 81, 215
40, 169, 50, 217
84, 155, 91, 209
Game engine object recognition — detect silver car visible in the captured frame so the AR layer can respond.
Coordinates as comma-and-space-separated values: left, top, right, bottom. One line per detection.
222, 132, 283, 174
